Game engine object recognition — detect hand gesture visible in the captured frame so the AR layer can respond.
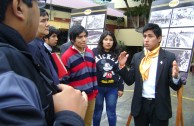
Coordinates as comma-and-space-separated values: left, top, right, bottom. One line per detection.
118, 91, 123, 97
118, 51, 129, 66
53, 84, 88, 119
172, 60, 179, 79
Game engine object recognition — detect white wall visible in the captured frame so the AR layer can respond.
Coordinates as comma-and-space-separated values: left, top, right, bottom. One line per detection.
115, 29, 143, 46
111, 0, 141, 9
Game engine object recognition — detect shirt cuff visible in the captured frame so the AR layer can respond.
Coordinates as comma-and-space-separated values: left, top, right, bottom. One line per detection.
173, 75, 180, 85
118, 64, 125, 69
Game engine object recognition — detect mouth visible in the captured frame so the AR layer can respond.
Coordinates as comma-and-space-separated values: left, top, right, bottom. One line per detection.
144, 44, 149, 47
81, 43, 86, 46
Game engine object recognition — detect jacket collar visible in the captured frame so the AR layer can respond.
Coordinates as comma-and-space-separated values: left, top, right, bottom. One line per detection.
138, 48, 166, 85
0, 23, 28, 52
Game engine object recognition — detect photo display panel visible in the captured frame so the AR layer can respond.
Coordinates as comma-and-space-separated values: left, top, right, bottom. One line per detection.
70, 6, 107, 50
149, 0, 194, 84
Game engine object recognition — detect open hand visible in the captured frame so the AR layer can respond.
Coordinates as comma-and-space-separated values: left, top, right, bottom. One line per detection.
118, 51, 129, 66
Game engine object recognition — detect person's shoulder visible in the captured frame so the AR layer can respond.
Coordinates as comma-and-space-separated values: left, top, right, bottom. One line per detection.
161, 48, 175, 57
134, 51, 143, 57
28, 39, 37, 45
65, 41, 72, 46
86, 47, 95, 54
92, 47, 97, 52
28, 40, 38, 50
61, 47, 73, 59
0, 43, 25, 61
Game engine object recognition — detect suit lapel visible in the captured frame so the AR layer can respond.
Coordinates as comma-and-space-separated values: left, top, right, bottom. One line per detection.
138, 51, 145, 85
156, 48, 166, 85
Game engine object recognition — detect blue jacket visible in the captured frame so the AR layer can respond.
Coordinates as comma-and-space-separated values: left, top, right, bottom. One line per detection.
0, 23, 84, 126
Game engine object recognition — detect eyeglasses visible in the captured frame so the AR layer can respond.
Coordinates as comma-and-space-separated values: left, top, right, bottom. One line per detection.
37, 0, 46, 8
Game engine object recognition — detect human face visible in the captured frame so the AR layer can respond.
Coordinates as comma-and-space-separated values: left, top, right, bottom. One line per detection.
46, 33, 58, 47
102, 35, 114, 52
143, 30, 161, 51
25, 0, 40, 42
73, 32, 87, 52
37, 15, 49, 38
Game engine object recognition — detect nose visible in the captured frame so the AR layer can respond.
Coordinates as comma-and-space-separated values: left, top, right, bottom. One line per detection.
46, 21, 50, 27
83, 36, 87, 41
144, 37, 149, 42
107, 40, 111, 43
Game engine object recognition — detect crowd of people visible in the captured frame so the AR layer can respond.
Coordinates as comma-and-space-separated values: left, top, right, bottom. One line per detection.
0, 0, 182, 126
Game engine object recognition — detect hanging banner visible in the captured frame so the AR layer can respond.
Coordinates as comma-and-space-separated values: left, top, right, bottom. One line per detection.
149, 0, 194, 84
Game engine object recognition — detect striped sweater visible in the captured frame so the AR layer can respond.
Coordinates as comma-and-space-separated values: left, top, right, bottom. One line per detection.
61, 46, 98, 100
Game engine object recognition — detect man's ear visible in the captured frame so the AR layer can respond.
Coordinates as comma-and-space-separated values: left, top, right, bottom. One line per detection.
44, 38, 49, 43
158, 36, 162, 44
12, 0, 25, 20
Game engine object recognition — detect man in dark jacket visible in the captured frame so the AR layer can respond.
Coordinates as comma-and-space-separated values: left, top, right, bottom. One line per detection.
0, 0, 87, 125
28, 8, 59, 85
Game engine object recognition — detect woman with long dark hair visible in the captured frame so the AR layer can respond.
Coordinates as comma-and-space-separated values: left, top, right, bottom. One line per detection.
92, 31, 124, 126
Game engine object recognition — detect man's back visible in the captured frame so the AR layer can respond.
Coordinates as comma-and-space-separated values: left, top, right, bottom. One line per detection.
0, 25, 53, 125
0, 1, 87, 125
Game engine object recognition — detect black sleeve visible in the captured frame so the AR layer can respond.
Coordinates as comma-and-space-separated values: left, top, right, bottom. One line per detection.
117, 56, 136, 86
54, 110, 84, 126
118, 76, 124, 91
0, 106, 46, 126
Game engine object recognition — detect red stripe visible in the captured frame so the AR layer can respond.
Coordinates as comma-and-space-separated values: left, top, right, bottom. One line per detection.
69, 77, 96, 87
71, 61, 94, 72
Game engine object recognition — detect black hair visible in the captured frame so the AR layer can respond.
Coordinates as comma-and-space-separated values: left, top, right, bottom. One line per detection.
143, 23, 162, 38
44, 26, 59, 40
0, 0, 33, 22
39, 8, 49, 17
69, 25, 88, 42
97, 30, 120, 58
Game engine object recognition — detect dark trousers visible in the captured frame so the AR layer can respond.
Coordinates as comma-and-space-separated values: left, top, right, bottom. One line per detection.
134, 97, 169, 126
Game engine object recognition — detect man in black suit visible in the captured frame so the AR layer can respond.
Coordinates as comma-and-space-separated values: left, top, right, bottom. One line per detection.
118, 23, 182, 126
28, 8, 59, 85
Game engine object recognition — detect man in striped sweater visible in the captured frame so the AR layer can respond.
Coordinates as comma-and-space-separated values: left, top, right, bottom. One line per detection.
61, 25, 98, 126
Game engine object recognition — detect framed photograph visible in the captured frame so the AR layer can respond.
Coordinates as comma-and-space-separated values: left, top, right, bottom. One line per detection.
86, 14, 106, 29
170, 6, 194, 27
70, 16, 87, 28
149, 9, 172, 28
165, 49, 192, 72
161, 29, 169, 47
87, 29, 103, 44
166, 27, 194, 49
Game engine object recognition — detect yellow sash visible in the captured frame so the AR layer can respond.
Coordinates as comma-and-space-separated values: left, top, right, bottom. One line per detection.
139, 46, 160, 81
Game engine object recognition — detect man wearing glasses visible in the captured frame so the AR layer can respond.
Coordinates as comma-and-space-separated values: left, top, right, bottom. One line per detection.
0, 0, 87, 125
